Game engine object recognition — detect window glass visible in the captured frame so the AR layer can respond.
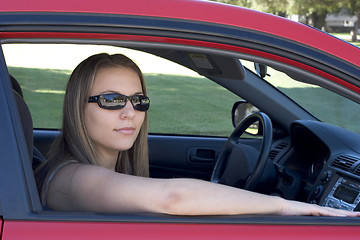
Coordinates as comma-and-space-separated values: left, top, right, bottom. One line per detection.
242, 60, 360, 134
146, 73, 238, 136
4, 44, 238, 136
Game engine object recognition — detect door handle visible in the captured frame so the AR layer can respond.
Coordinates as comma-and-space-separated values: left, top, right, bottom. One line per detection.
188, 148, 218, 163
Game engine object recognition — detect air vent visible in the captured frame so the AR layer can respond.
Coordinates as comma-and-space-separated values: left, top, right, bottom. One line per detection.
331, 155, 359, 171
269, 142, 289, 160
353, 163, 360, 176
269, 150, 278, 160
354, 167, 360, 176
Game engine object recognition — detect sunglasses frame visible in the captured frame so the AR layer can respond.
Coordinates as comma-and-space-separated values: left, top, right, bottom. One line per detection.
88, 93, 150, 111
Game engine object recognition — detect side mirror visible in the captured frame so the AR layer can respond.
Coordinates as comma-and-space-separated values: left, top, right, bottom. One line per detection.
232, 101, 261, 135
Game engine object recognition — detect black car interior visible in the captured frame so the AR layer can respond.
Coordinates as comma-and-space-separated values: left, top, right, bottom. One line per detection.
11, 76, 46, 170
8, 44, 360, 215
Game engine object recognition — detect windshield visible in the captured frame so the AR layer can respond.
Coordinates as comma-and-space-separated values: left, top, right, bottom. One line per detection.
245, 61, 360, 134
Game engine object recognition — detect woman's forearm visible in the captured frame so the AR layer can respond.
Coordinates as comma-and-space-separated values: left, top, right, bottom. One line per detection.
49, 164, 360, 217
156, 178, 285, 215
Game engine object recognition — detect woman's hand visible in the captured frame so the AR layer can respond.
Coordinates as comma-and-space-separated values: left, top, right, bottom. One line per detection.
281, 200, 360, 217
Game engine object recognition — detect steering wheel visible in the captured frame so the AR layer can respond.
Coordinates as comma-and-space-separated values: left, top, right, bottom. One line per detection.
211, 112, 273, 191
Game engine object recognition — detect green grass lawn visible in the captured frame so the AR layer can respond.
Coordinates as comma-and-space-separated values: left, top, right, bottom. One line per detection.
9, 67, 240, 136
9, 67, 70, 128
9, 62, 360, 136
146, 73, 240, 136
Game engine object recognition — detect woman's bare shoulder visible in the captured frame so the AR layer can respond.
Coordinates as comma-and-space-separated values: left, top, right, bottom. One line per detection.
46, 163, 152, 212
46, 163, 109, 210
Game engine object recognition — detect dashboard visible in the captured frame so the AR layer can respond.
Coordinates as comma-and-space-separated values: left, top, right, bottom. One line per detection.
277, 120, 360, 211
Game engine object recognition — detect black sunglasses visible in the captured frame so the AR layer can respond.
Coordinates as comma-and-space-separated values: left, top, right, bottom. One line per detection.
88, 93, 150, 111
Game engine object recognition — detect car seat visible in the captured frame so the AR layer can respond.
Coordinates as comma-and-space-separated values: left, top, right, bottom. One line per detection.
11, 75, 46, 169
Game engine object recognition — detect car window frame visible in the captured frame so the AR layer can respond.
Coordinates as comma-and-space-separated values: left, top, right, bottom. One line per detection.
1, 14, 360, 225
1, 43, 360, 226
0, 44, 43, 219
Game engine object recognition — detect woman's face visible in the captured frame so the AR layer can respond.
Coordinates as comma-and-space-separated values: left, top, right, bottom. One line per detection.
85, 66, 145, 170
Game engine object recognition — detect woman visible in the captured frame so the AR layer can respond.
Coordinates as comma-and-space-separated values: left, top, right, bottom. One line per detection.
35, 53, 359, 216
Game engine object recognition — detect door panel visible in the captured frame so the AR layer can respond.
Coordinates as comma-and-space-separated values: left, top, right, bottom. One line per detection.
149, 135, 225, 180
33, 130, 226, 180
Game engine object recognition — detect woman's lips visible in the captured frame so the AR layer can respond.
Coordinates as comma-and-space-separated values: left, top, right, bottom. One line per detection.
114, 127, 135, 135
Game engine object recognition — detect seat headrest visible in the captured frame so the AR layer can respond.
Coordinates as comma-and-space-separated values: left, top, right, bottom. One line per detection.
11, 75, 23, 98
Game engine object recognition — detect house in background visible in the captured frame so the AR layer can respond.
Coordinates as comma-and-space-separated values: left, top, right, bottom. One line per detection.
326, 13, 357, 32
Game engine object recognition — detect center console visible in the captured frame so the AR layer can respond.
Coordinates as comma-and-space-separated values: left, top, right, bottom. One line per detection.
310, 170, 360, 211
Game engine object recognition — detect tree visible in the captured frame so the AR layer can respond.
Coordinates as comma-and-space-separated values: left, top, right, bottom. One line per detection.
211, 0, 358, 39
210, 0, 287, 15
253, 0, 289, 17
340, 0, 360, 41
287, 0, 341, 30
209, 0, 252, 8
211, 0, 340, 29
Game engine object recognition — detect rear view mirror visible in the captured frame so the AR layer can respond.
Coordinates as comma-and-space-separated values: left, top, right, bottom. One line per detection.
254, 63, 268, 78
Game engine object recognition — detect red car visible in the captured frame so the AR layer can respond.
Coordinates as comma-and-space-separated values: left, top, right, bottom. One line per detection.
1, 0, 360, 239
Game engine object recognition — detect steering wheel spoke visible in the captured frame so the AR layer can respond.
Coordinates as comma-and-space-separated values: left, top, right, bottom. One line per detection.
211, 112, 274, 192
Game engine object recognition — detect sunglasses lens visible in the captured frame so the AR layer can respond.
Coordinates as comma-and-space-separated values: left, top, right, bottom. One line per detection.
132, 95, 150, 111
97, 94, 150, 111
99, 94, 127, 109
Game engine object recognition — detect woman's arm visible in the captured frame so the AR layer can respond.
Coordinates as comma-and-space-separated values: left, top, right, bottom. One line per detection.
47, 163, 360, 217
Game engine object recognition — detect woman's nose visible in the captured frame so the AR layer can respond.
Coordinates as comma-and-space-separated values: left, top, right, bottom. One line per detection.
119, 100, 136, 119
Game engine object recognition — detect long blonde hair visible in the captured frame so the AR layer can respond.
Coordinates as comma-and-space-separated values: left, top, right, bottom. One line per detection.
35, 53, 149, 193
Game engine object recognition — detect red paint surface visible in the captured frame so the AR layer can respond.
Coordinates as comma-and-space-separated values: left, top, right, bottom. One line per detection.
1, 31, 359, 94
0, 218, 2, 239
1, 3, 360, 238
2, 220, 360, 240
0, 0, 359, 67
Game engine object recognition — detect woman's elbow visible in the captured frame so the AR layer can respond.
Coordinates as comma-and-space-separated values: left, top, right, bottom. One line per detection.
157, 180, 195, 215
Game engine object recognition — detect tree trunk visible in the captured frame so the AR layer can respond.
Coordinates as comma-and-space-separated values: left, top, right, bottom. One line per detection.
351, 13, 359, 42
310, 11, 327, 30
